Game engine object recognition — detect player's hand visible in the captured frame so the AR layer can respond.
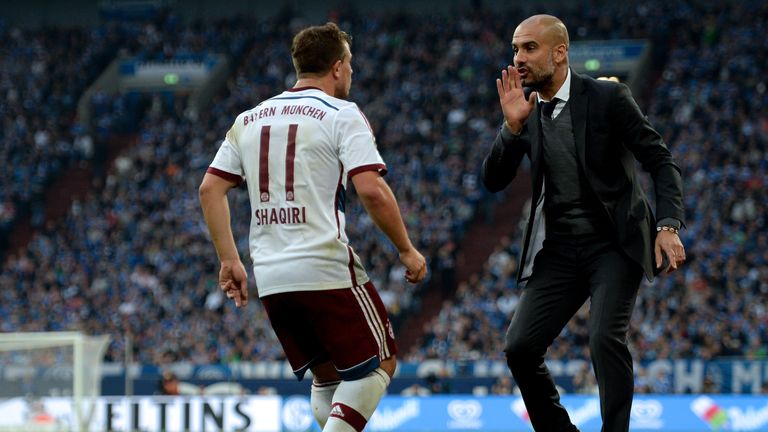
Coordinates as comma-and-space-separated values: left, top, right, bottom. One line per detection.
219, 259, 249, 307
654, 231, 685, 274
496, 65, 537, 133
399, 248, 427, 284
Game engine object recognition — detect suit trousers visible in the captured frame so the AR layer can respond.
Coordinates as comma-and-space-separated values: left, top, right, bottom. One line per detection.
504, 236, 642, 432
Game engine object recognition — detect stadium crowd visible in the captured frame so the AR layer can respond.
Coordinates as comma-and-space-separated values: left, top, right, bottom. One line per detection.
409, 0, 768, 373
0, 22, 121, 249
1, 1, 766, 383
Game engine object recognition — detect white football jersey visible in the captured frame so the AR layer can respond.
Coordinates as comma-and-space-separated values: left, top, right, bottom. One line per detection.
207, 87, 386, 297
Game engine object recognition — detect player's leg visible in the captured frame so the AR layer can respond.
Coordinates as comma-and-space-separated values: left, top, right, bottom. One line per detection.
261, 291, 337, 427
315, 281, 398, 432
324, 357, 394, 432
310, 361, 341, 428
311, 357, 396, 431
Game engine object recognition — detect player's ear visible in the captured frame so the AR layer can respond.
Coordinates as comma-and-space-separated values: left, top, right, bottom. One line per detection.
331, 59, 343, 79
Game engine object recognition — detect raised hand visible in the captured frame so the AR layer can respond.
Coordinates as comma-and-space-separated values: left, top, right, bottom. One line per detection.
496, 65, 537, 133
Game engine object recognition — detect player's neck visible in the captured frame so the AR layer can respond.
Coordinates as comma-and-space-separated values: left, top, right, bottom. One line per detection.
293, 78, 334, 96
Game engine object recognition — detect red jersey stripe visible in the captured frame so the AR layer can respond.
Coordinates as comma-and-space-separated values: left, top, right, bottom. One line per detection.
285, 124, 298, 201
206, 167, 242, 186
259, 125, 271, 202
348, 163, 388, 179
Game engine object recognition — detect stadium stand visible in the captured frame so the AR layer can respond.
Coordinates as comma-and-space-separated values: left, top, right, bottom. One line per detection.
0, 23, 122, 251
1, 1, 766, 390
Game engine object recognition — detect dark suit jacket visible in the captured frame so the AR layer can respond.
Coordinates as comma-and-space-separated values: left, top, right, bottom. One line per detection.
482, 71, 685, 282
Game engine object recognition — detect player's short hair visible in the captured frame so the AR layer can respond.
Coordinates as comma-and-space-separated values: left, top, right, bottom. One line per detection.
291, 22, 352, 77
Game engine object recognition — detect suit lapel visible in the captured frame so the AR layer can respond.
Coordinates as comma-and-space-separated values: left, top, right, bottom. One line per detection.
570, 72, 588, 170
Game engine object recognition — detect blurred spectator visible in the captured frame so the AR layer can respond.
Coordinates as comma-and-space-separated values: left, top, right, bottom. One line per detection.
491, 375, 514, 395
400, 382, 431, 397
634, 367, 652, 394
649, 369, 674, 394
425, 369, 452, 395
157, 370, 180, 395
572, 364, 599, 395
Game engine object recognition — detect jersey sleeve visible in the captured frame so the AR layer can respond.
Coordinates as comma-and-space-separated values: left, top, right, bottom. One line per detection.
207, 124, 245, 186
335, 105, 387, 179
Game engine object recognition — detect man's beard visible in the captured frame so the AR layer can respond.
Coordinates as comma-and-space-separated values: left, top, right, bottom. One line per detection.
523, 53, 555, 90
525, 70, 554, 91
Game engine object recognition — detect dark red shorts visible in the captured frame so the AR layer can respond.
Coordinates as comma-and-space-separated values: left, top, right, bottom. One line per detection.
261, 281, 397, 381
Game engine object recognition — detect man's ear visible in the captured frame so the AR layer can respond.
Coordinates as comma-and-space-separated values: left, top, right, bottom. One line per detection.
331, 59, 343, 79
555, 44, 568, 64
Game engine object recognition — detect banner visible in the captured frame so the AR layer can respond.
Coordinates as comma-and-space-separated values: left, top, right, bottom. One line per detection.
116, 55, 222, 89
0, 396, 281, 432
568, 39, 648, 75
2, 394, 768, 432
362, 395, 768, 432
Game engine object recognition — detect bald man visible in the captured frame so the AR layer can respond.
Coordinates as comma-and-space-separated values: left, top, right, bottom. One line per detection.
482, 15, 685, 431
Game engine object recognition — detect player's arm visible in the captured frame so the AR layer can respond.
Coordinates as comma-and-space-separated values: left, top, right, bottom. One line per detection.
199, 172, 248, 307
351, 171, 427, 283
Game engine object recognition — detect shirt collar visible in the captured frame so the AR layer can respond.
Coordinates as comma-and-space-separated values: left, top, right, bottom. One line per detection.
537, 68, 571, 103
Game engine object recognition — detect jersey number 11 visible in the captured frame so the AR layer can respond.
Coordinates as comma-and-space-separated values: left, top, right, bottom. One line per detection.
259, 124, 298, 203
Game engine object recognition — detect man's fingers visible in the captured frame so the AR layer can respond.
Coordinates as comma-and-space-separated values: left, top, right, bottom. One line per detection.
408, 262, 427, 283
227, 286, 248, 307
405, 270, 415, 283
234, 278, 248, 307
223, 278, 248, 306
501, 69, 509, 93
234, 290, 243, 307
509, 66, 521, 89
406, 271, 420, 284
240, 282, 249, 306
668, 260, 678, 273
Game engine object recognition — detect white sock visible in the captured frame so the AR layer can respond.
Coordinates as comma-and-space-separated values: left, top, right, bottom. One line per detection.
311, 380, 340, 428
323, 368, 390, 432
